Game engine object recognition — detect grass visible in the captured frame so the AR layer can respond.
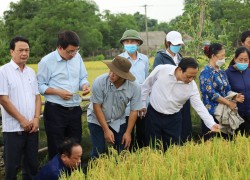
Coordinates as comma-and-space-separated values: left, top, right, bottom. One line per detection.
60, 135, 250, 179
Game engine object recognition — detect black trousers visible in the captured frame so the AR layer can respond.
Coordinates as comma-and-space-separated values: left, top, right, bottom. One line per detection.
126, 116, 146, 150
237, 115, 250, 136
180, 100, 192, 142
145, 104, 182, 151
43, 101, 82, 160
3, 131, 38, 180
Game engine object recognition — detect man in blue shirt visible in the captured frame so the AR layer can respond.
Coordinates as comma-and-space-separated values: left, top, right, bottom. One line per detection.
119, 29, 149, 149
87, 56, 141, 158
37, 30, 90, 159
35, 138, 82, 180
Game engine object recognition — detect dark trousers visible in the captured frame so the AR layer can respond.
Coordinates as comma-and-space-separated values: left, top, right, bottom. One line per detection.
180, 100, 192, 142
145, 104, 182, 151
126, 116, 146, 150
3, 132, 38, 180
237, 115, 250, 136
201, 116, 232, 141
88, 123, 127, 158
43, 101, 82, 160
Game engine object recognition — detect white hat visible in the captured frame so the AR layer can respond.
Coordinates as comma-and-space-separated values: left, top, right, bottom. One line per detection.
166, 31, 184, 45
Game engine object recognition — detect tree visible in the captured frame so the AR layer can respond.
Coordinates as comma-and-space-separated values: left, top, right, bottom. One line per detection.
0, 20, 10, 65
3, 0, 102, 61
101, 12, 139, 49
168, 0, 214, 58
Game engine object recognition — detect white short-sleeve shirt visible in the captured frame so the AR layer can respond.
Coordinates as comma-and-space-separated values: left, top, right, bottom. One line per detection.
0, 60, 39, 132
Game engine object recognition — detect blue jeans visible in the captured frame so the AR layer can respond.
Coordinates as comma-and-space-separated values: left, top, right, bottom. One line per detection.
88, 122, 127, 158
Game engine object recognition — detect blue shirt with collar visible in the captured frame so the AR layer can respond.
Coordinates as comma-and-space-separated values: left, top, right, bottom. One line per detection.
226, 65, 250, 116
37, 50, 89, 107
34, 154, 71, 180
119, 51, 149, 116
119, 51, 149, 85
87, 73, 141, 132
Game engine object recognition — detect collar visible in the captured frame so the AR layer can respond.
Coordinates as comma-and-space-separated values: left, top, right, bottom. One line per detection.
206, 65, 223, 73
168, 66, 188, 84
228, 65, 237, 72
55, 49, 64, 62
166, 49, 177, 59
10, 60, 27, 71
56, 154, 71, 172
124, 51, 142, 61
109, 78, 128, 90
168, 66, 178, 76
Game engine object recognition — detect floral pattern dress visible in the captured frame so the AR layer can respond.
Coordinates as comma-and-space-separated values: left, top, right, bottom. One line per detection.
199, 65, 232, 115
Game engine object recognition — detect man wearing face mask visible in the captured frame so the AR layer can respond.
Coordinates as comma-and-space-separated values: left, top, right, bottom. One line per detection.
199, 43, 244, 140
118, 29, 149, 149
153, 31, 192, 143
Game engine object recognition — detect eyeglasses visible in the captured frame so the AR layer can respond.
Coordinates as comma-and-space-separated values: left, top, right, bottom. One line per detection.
65, 48, 80, 55
14, 49, 30, 54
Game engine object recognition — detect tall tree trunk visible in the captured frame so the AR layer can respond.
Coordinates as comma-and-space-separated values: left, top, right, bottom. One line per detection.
196, 0, 205, 58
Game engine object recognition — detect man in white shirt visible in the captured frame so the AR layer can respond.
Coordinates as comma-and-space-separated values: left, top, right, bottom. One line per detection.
141, 57, 220, 151
0, 36, 41, 179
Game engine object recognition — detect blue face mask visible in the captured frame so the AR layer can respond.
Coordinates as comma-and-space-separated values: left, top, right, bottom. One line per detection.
124, 44, 138, 54
235, 62, 248, 71
170, 45, 181, 54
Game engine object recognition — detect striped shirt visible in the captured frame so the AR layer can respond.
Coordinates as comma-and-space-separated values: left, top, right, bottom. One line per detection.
0, 60, 39, 132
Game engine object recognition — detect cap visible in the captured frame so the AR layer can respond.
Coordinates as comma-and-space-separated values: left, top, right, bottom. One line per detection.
166, 31, 184, 45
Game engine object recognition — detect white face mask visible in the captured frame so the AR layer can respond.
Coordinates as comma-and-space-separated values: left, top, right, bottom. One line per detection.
215, 59, 225, 67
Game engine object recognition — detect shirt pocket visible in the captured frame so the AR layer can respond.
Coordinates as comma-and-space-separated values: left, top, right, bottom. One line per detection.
28, 78, 37, 95
8, 80, 17, 95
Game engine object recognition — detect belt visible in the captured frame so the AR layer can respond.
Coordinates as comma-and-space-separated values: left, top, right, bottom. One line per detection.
46, 101, 78, 111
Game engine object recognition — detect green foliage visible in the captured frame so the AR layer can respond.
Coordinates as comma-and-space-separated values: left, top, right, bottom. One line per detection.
0, 39, 10, 65
0, 20, 10, 65
101, 12, 139, 49
174, 0, 250, 57
95, 54, 105, 61
3, 0, 102, 62
0, 0, 249, 63
84, 54, 105, 61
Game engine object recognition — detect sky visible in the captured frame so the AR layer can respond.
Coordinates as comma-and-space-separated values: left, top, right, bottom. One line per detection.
0, 0, 184, 23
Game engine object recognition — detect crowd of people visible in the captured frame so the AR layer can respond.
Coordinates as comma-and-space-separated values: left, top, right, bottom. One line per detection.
0, 29, 250, 179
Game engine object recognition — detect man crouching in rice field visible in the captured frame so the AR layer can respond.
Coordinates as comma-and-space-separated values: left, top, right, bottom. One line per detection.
35, 138, 82, 179
87, 56, 141, 158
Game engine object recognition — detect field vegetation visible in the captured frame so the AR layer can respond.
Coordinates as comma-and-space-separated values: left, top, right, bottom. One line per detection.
60, 135, 250, 179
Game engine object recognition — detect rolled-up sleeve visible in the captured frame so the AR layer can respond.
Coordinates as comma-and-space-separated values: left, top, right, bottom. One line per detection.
37, 60, 50, 95
79, 58, 89, 90
90, 78, 103, 104
130, 84, 142, 111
